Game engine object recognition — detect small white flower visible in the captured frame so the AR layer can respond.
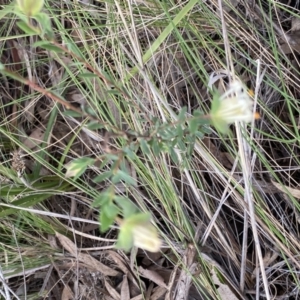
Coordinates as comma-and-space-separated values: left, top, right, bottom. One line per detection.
210, 80, 259, 133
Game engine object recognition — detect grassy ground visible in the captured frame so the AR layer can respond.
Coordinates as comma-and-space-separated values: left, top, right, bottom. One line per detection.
1, 0, 300, 299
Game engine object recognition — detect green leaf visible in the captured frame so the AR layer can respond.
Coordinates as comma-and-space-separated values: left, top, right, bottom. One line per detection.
62, 110, 82, 117
186, 134, 196, 156
33, 41, 63, 53
177, 139, 186, 152
106, 89, 120, 95
0, 3, 14, 20
64, 38, 84, 59
82, 106, 97, 116
169, 147, 179, 164
93, 171, 112, 183
114, 196, 138, 219
175, 125, 183, 139
78, 72, 98, 79
151, 139, 160, 156
93, 188, 114, 208
140, 139, 150, 155
116, 225, 134, 252
123, 146, 135, 160
188, 117, 199, 135
33, 13, 53, 38
85, 121, 104, 130
177, 106, 187, 121
112, 170, 136, 186
104, 203, 119, 218
100, 208, 115, 232
65, 157, 94, 180
16, 21, 39, 35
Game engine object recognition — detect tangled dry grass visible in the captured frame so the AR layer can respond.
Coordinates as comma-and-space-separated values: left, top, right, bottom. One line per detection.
1, 0, 300, 299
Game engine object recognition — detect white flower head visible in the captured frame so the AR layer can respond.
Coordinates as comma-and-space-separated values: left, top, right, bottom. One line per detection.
210, 80, 259, 133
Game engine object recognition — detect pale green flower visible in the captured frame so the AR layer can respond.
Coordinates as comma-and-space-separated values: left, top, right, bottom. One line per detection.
210, 80, 259, 133
132, 221, 161, 252
117, 213, 161, 252
16, 0, 44, 16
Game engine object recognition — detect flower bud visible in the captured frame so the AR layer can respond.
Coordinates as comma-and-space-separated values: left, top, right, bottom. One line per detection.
117, 213, 161, 252
16, 0, 44, 17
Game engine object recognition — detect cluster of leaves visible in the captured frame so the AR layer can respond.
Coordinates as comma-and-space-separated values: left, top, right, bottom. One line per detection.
65, 108, 210, 251
0, 0, 212, 252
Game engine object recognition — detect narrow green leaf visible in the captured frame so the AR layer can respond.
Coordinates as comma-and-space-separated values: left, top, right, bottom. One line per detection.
93, 190, 113, 208
114, 196, 138, 219
16, 21, 39, 35
62, 110, 82, 117
34, 12, 53, 37
0, 3, 14, 19
86, 121, 104, 130
93, 171, 112, 183
123, 146, 135, 159
188, 117, 199, 135
175, 125, 183, 139
151, 139, 160, 156
78, 72, 98, 79
64, 37, 84, 59
33, 41, 63, 53
100, 209, 115, 232
178, 106, 187, 121
104, 203, 119, 218
106, 89, 120, 95
111, 172, 122, 184
169, 147, 179, 164
125, 0, 199, 81
140, 139, 150, 155
116, 225, 134, 252
112, 170, 136, 186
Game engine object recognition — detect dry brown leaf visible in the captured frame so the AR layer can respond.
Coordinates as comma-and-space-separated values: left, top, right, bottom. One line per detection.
142, 251, 163, 267
61, 285, 74, 300
121, 275, 130, 300
292, 16, 300, 32
138, 266, 167, 289
130, 295, 144, 300
104, 297, 115, 300
150, 286, 167, 300
56, 232, 119, 276
279, 30, 300, 54
23, 127, 46, 149
211, 268, 238, 300
108, 250, 140, 289
107, 250, 129, 274
105, 280, 121, 300
271, 180, 300, 198
145, 282, 154, 300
